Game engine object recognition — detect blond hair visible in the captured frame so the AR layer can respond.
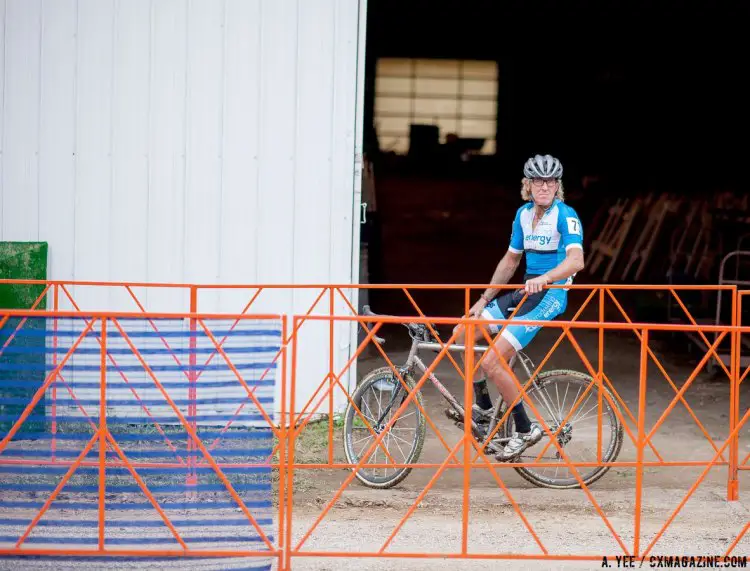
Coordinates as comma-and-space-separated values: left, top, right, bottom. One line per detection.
521, 178, 565, 202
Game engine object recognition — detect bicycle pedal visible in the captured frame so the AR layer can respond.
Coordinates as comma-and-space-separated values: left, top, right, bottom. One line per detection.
484, 440, 503, 455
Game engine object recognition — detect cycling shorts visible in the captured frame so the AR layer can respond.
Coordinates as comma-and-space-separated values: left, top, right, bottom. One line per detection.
480, 282, 567, 351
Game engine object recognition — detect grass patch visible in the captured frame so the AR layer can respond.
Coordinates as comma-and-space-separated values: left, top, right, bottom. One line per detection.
269, 415, 348, 496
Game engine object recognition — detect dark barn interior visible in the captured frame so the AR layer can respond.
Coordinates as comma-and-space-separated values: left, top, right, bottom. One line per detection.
359, 0, 750, 337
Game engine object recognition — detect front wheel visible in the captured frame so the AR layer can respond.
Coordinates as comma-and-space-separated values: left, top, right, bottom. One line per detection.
342, 366, 426, 489
502, 369, 624, 489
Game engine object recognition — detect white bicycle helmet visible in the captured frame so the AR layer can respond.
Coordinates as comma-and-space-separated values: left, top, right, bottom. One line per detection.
523, 154, 563, 179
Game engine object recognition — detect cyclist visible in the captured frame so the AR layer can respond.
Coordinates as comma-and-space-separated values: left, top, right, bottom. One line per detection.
453, 154, 585, 461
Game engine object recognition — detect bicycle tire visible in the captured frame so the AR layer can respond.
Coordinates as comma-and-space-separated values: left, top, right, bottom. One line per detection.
342, 366, 426, 489
501, 369, 624, 489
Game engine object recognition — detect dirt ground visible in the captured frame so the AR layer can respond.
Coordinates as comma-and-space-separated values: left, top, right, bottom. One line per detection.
285, 296, 750, 570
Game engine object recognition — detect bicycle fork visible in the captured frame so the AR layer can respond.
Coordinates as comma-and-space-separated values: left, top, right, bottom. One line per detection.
372, 367, 412, 432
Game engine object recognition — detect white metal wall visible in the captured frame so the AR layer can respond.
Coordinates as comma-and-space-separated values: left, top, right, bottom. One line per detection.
0, 0, 367, 418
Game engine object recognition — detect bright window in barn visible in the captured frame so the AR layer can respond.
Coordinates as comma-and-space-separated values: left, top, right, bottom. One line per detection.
374, 58, 498, 155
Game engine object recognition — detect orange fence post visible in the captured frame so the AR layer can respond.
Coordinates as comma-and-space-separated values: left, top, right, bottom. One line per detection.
187, 285, 198, 487
278, 315, 287, 568
98, 317, 107, 550
329, 287, 335, 466
462, 322, 474, 555
52, 283, 59, 461
728, 289, 740, 500
634, 328, 648, 557
596, 289, 604, 463
286, 316, 300, 571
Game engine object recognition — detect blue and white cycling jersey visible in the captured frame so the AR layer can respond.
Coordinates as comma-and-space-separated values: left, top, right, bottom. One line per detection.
508, 199, 584, 284
481, 198, 583, 350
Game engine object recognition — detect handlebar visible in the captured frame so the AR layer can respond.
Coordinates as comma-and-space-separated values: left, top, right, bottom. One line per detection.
361, 305, 437, 345
361, 305, 387, 345
361, 305, 377, 317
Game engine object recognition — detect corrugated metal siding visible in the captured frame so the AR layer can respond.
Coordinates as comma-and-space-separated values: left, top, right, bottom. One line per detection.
0, 0, 366, 417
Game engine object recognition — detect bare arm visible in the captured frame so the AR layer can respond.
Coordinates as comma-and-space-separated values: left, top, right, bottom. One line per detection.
482, 250, 522, 301
465, 250, 522, 317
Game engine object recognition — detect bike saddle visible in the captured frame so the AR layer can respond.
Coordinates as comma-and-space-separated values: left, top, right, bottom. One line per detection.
509, 288, 528, 305
506, 288, 538, 315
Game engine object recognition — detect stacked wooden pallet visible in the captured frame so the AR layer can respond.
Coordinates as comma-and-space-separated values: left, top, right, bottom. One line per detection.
583, 189, 750, 374
585, 190, 750, 287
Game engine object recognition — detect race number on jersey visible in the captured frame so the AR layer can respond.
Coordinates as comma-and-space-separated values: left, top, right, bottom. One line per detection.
566, 217, 581, 235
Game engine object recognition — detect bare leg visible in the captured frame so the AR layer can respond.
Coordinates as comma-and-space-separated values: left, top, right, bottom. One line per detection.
453, 322, 527, 408
452, 323, 488, 384
479, 336, 522, 407
481, 334, 545, 462
454, 323, 541, 460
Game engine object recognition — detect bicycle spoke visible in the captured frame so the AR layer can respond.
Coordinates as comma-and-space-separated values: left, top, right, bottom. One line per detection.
535, 386, 564, 424
351, 433, 376, 446
361, 397, 376, 420
561, 382, 571, 418
375, 386, 384, 418
389, 432, 414, 447
571, 398, 597, 424
390, 431, 408, 460
572, 408, 605, 426
384, 430, 392, 477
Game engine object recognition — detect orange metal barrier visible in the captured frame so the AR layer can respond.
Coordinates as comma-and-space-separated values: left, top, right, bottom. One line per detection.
735, 291, 750, 492
285, 285, 747, 567
0, 306, 285, 567
0, 280, 747, 569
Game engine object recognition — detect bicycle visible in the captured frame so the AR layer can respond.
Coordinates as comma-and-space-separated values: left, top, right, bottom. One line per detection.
342, 305, 624, 490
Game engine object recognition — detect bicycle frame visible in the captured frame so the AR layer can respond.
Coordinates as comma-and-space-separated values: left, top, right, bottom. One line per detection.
371, 333, 539, 446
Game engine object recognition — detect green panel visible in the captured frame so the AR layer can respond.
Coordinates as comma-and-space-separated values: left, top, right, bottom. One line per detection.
0, 242, 48, 309
0, 242, 49, 434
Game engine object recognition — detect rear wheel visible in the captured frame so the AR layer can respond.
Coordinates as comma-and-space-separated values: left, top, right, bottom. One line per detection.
342, 366, 426, 489
502, 369, 624, 489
